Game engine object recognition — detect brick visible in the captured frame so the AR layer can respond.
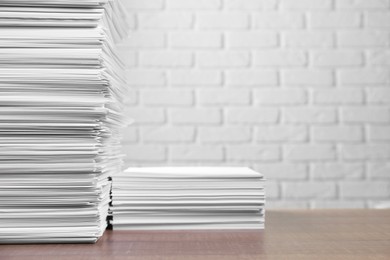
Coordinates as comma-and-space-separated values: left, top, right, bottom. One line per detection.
126, 108, 165, 124
198, 89, 251, 105
226, 108, 279, 124
336, 0, 390, 9
170, 145, 224, 161
199, 126, 251, 143
312, 163, 364, 179
266, 201, 309, 209
139, 51, 192, 67
341, 107, 389, 123
308, 12, 361, 28
170, 70, 222, 86
282, 182, 336, 199
170, 108, 221, 124
368, 126, 390, 141
167, 0, 221, 9
226, 69, 278, 86
227, 145, 280, 161
256, 126, 308, 142
122, 0, 164, 10
341, 144, 390, 160
338, 69, 390, 85
282, 107, 337, 123
123, 145, 166, 162
254, 163, 308, 180
126, 14, 137, 30
367, 162, 390, 179
312, 126, 363, 142
126, 69, 166, 87
196, 13, 249, 29
227, 32, 278, 48
225, 0, 278, 10
366, 50, 390, 66
280, 0, 332, 9
141, 89, 193, 106
123, 128, 138, 143
310, 50, 363, 67
283, 32, 334, 48
117, 48, 137, 68
169, 32, 222, 48
253, 13, 304, 29
142, 126, 195, 143
340, 181, 389, 198
124, 90, 138, 105
197, 51, 250, 68
281, 69, 333, 86
312, 200, 365, 209
365, 12, 390, 28
255, 89, 306, 105
138, 13, 193, 29
121, 32, 165, 49
367, 88, 390, 103
265, 181, 280, 199
312, 89, 363, 104
284, 144, 336, 161
254, 50, 307, 67
337, 31, 389, 47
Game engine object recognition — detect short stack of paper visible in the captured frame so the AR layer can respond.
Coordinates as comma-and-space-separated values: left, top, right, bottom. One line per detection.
0, 0, 129, 243
111, 167, 265, 230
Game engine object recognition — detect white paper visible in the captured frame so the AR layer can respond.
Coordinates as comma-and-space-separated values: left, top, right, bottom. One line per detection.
111, 167, 265, 230
0, 0, 129, 244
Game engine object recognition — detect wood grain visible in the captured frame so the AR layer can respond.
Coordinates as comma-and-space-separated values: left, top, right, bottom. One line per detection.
1, 210, 390, 260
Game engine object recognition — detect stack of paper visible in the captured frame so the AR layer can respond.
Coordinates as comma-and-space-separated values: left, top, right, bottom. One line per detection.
111, 167, 265, 230
0, 0, 129, 243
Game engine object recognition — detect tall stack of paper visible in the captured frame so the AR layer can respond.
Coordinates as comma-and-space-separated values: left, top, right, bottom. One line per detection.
111, 167, 265, 230
0, 0, 129, 243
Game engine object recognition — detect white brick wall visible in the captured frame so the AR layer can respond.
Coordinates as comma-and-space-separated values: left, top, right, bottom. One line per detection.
120, 0, 390, 209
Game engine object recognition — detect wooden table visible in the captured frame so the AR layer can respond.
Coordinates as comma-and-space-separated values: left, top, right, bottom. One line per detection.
1, 210, 390, 260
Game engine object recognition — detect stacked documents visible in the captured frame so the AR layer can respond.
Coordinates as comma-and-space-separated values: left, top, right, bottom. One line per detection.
111, 167, 265, 230
0, 0, 129, 243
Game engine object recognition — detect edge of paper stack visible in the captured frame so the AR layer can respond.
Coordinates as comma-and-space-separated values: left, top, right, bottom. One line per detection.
111, 167, 265, 230
0, 0, 130, 243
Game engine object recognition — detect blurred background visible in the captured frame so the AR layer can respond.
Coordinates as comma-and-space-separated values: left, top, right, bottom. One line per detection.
117, 0, 390, 209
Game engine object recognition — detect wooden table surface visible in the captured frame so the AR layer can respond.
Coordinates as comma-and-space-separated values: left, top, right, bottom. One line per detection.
1, 209, 390, 260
